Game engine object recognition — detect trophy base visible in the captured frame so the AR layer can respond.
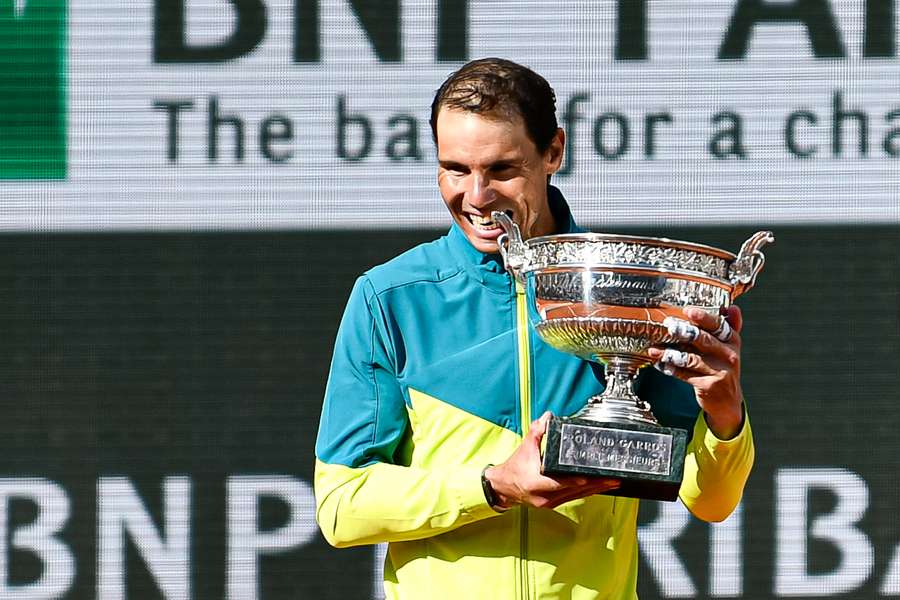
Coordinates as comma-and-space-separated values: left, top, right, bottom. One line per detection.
542, 415, 688, 501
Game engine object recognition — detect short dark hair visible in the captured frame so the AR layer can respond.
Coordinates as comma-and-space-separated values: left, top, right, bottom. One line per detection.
430, 58, 559, 153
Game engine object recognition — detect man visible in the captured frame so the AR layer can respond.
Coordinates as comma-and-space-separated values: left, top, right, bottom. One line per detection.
315, 58, 753, 599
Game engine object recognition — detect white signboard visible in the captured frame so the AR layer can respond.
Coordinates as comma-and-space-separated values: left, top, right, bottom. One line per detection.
2, 0, 899, 231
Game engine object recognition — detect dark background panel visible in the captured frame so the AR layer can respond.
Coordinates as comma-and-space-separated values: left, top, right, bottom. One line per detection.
1, 225, 898, 598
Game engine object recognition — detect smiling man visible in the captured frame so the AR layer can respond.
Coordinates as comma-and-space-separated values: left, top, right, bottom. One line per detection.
435, 107, 559, 253
314, 58, 754, 599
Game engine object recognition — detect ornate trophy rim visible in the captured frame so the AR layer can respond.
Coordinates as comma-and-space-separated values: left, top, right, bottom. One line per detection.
518, 233, 736, 286
495, 212, 773, 301
526, 232, 738, 262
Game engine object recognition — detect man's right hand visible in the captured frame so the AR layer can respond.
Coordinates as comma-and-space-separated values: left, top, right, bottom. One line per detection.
484, 412, 620, 510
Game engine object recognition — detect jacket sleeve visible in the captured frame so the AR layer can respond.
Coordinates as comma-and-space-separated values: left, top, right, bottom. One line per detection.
679, 406, 755, 522
314, 276, 498, 548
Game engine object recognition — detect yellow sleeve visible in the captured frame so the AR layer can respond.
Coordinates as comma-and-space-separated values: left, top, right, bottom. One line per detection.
678, 406, 755, 522
315, 459, 501, 548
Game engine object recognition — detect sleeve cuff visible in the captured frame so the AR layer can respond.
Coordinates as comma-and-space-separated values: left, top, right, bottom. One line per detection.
449, 467, 504, 521
699, 403, 752, 450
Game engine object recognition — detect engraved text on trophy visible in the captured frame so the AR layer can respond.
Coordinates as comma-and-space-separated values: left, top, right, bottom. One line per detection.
558, 424, 673, 476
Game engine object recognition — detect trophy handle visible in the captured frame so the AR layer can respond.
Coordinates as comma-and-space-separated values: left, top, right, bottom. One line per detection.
493, 211, 531, 284
728, 230, 775, 299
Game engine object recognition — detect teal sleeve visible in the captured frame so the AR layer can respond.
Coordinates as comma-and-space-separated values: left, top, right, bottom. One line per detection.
315, 275, 408, 468
314, 276, 498, 547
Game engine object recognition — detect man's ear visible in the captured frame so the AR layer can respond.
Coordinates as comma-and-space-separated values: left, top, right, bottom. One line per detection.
545, 128, 565, 175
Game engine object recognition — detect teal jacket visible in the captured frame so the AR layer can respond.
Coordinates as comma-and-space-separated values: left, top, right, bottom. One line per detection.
315, 188, 754, 599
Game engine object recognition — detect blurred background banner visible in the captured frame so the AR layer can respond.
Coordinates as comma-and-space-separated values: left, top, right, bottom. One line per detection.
1, 0, 899, 230
1, 1, 899, 598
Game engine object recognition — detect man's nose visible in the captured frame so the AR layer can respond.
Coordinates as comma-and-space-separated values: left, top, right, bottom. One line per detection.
468, 173, 495, 206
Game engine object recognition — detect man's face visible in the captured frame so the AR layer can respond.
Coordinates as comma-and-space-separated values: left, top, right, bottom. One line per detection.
436, 108, 565, 254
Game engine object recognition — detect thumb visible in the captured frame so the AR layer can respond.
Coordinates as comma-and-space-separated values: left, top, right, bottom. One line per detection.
527, 412, 552, 442
521, 412, 552, 465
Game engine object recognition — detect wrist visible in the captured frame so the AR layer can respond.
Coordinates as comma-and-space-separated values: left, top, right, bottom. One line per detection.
481, 465, 510, 512
705, 404, 745, 440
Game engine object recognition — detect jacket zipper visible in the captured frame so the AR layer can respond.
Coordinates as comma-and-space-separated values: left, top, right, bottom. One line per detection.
515, 282, 532, 600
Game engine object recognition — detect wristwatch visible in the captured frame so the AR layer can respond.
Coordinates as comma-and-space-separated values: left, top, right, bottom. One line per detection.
481, 464, 508, 512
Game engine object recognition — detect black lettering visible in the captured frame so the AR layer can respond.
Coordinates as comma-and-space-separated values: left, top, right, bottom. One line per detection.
385, 115, 422, 160
718, 0, 844, 59
709, 111, 747, 159
152, 99, 194, 162
260, 115, 294, 163
294, 0, 400, 62
437, 0, 469, 61
644, 112, 673, 157
154, 0, 266, 63
337, 95, 372, 161
785, 110, 818, 158
559, 93, 590, 176
294, 0, 320, 62
616, 0, 648, 60
593, 113, 629, 160
832, 91, 868, 156
207, 97, 245, 162
884, 109, 900, 157
864, 0, 895, 58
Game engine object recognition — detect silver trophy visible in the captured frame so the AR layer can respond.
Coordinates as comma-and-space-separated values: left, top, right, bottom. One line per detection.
494, 211, 773, 500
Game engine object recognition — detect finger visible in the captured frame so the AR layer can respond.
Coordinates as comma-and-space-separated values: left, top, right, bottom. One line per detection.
536, 473, 617, 494
682, 306, 721, 331
520, 474, 579, 498
659, 319, 740, 367
672, 309, 742, 352
653, 348, 717, 376
681, 306, 740, 345
583, 477, 620, 494
531, 411, 552, 434
652, 361, 721, 388
543, 479, 622, 508
662, 316, 700, 343
525, 412, 552, 443
505, 413, 553, 476
710, 317, 737, 344
653, 358, 677, 377
724, 304, 743, 333
552, 474, 591, 488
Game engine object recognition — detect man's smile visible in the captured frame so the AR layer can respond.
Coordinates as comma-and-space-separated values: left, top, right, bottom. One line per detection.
468, 210, 513, 232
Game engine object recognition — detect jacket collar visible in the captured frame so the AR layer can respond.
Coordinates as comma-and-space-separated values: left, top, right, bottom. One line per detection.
446, 185, 580, 289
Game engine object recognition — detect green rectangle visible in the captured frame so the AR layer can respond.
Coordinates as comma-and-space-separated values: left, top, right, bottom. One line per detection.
0, 0, 66, 179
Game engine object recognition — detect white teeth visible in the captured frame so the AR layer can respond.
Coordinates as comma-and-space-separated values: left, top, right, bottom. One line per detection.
469, 211, 512, 231
469, 214, 497, 230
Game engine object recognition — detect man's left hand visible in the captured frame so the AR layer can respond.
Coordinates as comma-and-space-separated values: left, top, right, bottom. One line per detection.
647, 305, 745, 440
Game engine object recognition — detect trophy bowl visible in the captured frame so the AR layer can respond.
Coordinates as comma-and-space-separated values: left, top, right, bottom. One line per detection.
493, 211, 773, 500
